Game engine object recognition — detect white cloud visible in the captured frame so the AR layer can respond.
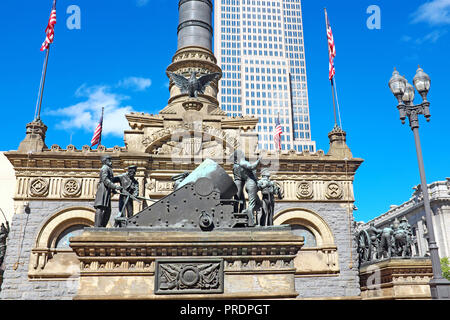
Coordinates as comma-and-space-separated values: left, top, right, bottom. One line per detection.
117, 76, 152, 91
49, 85, 134, 137
412, 0, 450, 25
416, 29, 448, 43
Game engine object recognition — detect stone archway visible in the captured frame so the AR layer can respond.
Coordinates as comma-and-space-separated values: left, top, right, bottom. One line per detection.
274, 208, 340, 275
28, 207, 94, 279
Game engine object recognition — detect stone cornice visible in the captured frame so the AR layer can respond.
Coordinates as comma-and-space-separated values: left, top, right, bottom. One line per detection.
5, 149, 362, 176
70, 228, 303, 258
361, 180, 450, 226
221, 117, 259, 130
126, 113, 164, 130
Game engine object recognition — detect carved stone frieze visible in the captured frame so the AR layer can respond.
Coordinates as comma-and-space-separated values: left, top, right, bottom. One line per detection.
296, 181, 313, 200
325, 181, 343, 200
29, 178, 49, 197
141, 123, 239, 154
155, 259, 224, 294
62, 178, 82, 198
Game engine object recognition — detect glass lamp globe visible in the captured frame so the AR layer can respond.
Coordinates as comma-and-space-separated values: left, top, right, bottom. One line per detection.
402, 82, 415, 104
413, 67, 431, 99
389, 69, 407, 102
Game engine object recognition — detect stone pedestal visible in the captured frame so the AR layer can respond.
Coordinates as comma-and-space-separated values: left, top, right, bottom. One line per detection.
70, 227, 303, 300
359, 258, 433, 300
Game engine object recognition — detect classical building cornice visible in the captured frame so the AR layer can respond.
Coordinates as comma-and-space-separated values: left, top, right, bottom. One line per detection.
361, 180, 450, 227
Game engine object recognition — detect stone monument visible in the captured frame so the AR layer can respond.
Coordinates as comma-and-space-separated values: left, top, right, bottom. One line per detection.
0, 0, 364, 300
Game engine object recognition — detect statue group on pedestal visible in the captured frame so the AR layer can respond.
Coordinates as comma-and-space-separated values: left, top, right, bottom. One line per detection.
93, 151, 283, 229
357, 217, 415, 265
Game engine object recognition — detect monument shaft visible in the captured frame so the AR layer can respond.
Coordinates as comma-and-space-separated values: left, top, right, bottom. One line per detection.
178, 0, 213, 50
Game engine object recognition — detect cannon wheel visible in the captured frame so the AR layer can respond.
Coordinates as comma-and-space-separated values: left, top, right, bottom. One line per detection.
358, 230, 372, 264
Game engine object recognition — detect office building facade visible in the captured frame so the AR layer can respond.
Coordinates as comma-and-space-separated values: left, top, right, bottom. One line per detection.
214, 0, 316, 152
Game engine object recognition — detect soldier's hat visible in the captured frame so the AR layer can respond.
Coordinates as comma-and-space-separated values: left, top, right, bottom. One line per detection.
261, 169, 271, 177
400, 217, 408, 222
127, 165, 138, 171
100, 155, 112, 163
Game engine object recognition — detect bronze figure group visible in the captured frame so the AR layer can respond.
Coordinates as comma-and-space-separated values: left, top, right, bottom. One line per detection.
94, 156, 141, 228
232, 150, 283, 227
93, 151, 283, 229
357, 217, 415, 265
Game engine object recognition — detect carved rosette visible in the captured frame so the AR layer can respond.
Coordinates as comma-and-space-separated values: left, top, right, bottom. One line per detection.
62, 178, 82, 198
296, 181, 313, 200
155, 259, 224, 294
325, 181, 343, 200
29, 178, 49, 197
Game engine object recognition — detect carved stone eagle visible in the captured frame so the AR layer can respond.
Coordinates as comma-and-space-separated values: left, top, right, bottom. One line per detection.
166, 71, 221, 98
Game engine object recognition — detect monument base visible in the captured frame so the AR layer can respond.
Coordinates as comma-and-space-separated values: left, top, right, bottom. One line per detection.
70, 227, 303, 300
359, 258, 433, 300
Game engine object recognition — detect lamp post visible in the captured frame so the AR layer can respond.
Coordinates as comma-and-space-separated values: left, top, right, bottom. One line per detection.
389, 66, 450, 299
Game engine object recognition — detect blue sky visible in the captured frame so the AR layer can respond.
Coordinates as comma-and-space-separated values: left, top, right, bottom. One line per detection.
0, 0, 449, 222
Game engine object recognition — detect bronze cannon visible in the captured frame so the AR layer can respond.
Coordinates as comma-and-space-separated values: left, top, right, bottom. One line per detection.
127, 159, 251, 230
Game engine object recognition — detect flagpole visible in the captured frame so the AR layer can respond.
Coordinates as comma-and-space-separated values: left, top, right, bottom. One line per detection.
35, 46, 51, 121
330, 78, 338, 126
324, 8, 338, 127
35, 0, 57, 121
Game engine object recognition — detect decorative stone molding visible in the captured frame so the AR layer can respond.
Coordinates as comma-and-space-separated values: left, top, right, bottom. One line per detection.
51, 144, 61, 152
325, 181, 343, 200
141, 123, 239, 155
29, 178, 49, 197
296, 181, 313, 200
70, 228, 303, 299
62, 178, 82, 198
155, 259, 224, 294
66, 144, 76, 152
182, 100, 204, 112
359, 258, 432, 300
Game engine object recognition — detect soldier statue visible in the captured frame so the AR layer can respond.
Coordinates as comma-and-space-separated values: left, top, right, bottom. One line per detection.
94, 155, 122, 227
392, 217, 413, 257
257, 170, 283, 227
116, 165, 140, 219
367, 222, 382, 259
232, 150, 261, 227
379, 224, 394, 259
0, 221, 10, 266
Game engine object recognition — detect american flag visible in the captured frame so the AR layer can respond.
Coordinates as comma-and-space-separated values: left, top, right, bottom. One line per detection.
274, 116, 283, 151
325, 9, 336, 81
91, 110, 103, 147
40, 3, 57, 51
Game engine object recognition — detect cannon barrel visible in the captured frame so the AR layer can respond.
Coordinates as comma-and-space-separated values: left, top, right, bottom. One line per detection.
176, 159, 237, 199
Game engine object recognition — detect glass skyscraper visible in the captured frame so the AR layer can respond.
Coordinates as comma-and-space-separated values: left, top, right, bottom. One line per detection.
214, 0, 316, 152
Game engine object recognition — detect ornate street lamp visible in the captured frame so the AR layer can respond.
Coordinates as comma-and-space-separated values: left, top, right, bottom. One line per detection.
389, 66, 450, 299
